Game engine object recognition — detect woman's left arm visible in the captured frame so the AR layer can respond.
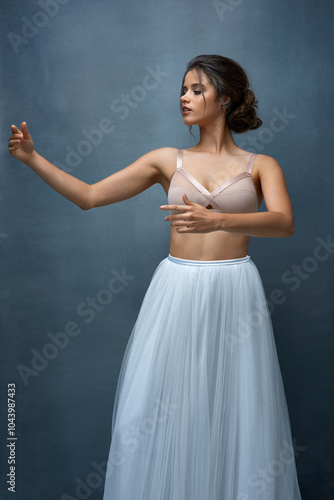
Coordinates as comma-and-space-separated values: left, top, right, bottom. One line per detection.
161, 155, 295, 238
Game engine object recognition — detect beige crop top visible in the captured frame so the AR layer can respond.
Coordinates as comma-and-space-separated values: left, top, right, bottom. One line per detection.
167, 150, 258, 213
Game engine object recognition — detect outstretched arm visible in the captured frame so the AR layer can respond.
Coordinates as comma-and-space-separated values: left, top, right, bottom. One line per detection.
160, 155, 295, 238
8, 122, 165, 210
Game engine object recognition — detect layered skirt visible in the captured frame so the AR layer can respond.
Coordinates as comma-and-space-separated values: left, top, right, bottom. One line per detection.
102, 255, 302, 500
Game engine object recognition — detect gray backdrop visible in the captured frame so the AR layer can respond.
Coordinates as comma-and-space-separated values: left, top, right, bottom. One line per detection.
1, 1, 333, 499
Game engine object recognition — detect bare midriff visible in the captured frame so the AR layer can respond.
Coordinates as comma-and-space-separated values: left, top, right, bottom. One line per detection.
169, 227, 250, 261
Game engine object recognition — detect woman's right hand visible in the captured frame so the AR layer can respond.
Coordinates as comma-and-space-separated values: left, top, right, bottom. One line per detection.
8, 122, 35, 164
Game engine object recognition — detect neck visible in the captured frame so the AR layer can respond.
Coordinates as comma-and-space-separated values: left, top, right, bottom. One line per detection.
195, 120, 238, 155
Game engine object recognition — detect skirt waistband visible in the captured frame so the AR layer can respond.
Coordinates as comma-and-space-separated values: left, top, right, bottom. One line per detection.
167, 254, 251, 267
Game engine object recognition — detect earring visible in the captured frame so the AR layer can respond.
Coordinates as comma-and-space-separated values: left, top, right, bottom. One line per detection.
221, 101, 231, 109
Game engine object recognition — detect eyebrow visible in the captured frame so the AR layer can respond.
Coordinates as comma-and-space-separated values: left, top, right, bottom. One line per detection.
181, 83, 206, 90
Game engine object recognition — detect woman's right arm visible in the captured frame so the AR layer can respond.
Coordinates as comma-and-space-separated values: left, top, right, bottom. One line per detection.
8, 122, 170, 210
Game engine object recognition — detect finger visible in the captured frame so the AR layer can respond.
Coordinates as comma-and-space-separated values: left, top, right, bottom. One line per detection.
160, 204, 187, 211
165, 213, 190, 222
8, 139, 21, 146
176, 226, 193, 233
21, 122, 31, 139
170, 219, 191, 227
11, 124, 20, 134
182, 194, 194, 205
173, 214, 191, 221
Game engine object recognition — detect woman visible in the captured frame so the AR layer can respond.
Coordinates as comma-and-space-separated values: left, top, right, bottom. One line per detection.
8, 55, 302, 499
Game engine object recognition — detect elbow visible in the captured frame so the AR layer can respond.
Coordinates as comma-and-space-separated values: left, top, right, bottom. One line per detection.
274, 213, 294, 237
285, 217, 295, 237
79, 200, 94, 211
78, 187, 95, 211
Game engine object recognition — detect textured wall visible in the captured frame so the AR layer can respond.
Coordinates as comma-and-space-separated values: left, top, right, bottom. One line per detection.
1, 1, 333, 499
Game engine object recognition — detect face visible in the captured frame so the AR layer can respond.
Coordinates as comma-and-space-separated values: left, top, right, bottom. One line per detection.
180, 70, 224, 126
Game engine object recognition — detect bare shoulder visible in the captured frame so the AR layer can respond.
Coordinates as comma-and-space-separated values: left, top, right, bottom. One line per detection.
253, 154, 286, 179
145, 147, 178, 168
143, 146, 179, 180
127, 147, 178, 191
254, 153, 282, 168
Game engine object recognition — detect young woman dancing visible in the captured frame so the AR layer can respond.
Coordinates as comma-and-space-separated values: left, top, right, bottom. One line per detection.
8, 54, 302, 500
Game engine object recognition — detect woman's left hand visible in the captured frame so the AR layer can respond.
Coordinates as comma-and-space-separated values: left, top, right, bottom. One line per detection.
160, 194, 221, 233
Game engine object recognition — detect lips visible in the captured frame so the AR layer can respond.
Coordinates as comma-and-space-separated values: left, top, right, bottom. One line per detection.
182, 107, 192, 113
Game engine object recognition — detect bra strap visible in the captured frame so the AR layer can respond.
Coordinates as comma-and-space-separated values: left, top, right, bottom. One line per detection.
177, 149, 183, 170
246, 153, 257, 174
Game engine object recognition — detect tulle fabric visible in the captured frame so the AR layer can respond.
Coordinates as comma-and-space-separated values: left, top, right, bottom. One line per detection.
102, 255, 302, 500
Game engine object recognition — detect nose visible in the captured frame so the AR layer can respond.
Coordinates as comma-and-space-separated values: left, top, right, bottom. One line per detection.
180, 90, 190, 103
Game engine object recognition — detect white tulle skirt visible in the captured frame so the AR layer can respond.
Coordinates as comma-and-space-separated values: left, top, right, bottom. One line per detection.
102, 255, 302, 500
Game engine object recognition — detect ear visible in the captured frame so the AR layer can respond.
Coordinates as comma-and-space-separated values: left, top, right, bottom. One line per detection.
220, 96, 231, 109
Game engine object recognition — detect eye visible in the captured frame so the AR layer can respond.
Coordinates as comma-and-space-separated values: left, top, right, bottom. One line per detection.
193, 90, 202, 95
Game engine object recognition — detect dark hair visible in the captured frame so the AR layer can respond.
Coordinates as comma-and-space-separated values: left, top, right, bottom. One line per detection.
181, 54, 262, 133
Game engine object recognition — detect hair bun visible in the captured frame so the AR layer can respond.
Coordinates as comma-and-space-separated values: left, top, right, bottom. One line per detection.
227, 89, 262, 133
